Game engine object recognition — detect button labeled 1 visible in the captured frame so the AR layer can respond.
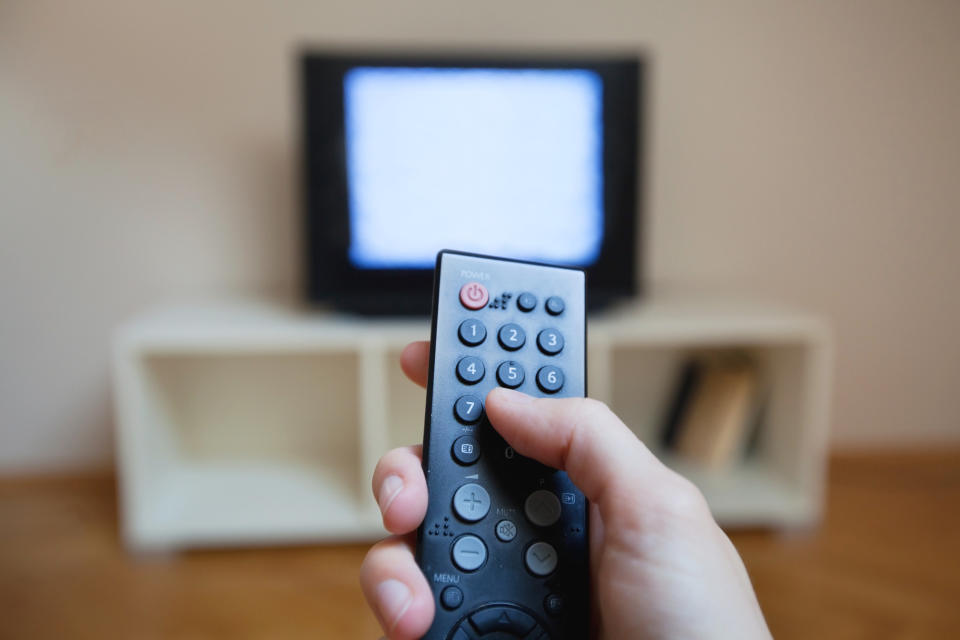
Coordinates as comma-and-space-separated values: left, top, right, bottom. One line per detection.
458, 319, 486, 346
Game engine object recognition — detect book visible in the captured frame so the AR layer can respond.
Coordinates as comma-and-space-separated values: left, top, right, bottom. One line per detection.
660, 359, 702, 450
673, 355, 759, 470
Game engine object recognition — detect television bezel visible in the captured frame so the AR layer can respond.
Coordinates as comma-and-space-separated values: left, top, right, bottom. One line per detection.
301, 50, 643, 313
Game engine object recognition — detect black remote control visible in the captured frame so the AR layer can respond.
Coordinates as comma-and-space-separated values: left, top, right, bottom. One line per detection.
416, 250, 589, 640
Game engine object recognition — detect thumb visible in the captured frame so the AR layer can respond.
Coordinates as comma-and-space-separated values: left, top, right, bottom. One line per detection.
484, 387, 681, 524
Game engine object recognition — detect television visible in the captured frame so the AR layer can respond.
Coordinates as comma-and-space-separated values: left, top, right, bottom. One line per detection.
301, 50, 643, 314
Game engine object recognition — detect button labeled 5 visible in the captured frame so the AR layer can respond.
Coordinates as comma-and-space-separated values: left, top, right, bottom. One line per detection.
496, 361, 525, 388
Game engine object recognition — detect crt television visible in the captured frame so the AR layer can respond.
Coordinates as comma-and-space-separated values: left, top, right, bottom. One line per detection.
301, 51, 643, 314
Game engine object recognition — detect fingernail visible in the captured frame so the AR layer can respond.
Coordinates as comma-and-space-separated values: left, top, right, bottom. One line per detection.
377, 474, 404, 514
376, 578, 412, 631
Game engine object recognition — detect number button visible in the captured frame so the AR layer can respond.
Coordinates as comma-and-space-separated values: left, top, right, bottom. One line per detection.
496, 361, 525, 388
498, 323, 526, 351
537, 329, 564, 355
458, 319, 486, 346
536, 366, 564, 393
456, 356, 485, 384
454, 395, 483, 424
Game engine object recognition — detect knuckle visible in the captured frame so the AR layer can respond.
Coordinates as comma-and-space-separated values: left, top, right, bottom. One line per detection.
663, 475, 711, 520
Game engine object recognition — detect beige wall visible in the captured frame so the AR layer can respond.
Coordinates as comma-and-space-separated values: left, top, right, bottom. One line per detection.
1, 0, 958, 471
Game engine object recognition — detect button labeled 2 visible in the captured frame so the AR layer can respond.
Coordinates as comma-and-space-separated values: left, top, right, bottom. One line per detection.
498, 323, 526, 351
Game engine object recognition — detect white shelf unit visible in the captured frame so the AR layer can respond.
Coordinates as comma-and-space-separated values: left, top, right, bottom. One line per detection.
113, 299, 831, 551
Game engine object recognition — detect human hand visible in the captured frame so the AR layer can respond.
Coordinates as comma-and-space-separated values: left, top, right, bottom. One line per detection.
360, 341, 772, 639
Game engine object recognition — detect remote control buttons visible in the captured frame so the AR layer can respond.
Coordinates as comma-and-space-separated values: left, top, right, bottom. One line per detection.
453, 483, 490, 522
458, 319, 486, 346
525, 541, 559, 576
537, 328, 564, 355
517, 292, 537, 312
452, 435, 480, 465
495, 519, 517, 542
524, 489, 562, 527
470, 606, 537, 635
441, 585, 464, 610
454, 395, 483, 424
451, 534, 487, 571
498, 323, 526, 350
544, 593, 564, 617
456, 356, 485, 384
496, 361, 525, 388
536, 366, 564, 394
460, 282, 489, 310
545, 296, 565, 315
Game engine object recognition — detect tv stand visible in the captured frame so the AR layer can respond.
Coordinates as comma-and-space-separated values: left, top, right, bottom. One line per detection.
114, 297, 831, 550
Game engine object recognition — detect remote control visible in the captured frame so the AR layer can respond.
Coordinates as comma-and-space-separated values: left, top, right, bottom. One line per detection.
416, 250, 589, 640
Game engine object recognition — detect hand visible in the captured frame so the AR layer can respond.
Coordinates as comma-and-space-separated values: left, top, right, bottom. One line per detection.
360, 341, 772, 639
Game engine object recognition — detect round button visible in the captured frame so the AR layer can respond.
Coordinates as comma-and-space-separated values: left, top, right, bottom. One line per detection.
453, 483, 490, 522
536, 366, 564, 394
452, 435, 480, 465
454, 395, 483, 424
544, 593, 563, 617
517, 292, 537, 312
458, 319, 487, 346
460, 282, 489, 310
496, 361, 525, 389
441, 585, 464, 610
525, 541, 558, 576
498, 323, 526, 350
495, 519, 517, 542
545, 296, 565, 315
452, 534, 487, 571
456, 356, 485, 384
524, 489, 562, 527
537, 329, 564, 355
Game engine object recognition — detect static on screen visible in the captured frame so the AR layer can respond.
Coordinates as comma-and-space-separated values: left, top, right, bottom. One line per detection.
343, 67, 604, 269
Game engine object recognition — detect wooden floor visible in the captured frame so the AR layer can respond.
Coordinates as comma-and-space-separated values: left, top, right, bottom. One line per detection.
1, 451, 958, 639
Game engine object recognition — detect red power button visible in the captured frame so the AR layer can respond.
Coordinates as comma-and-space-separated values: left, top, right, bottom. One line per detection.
459, 282, 489, 310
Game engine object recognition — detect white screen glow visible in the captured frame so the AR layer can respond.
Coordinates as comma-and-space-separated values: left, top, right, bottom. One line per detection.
343, 67, 604, 269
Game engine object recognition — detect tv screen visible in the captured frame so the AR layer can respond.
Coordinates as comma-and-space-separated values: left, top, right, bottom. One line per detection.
302, 52, 642, 313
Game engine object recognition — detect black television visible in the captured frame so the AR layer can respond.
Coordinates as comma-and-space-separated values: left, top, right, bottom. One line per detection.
301, 50, 643, 314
